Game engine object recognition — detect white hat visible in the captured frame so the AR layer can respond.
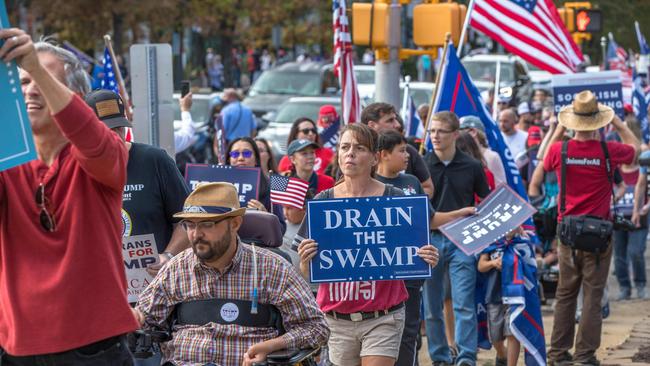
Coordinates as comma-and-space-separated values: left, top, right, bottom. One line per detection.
517, 102, 530, 116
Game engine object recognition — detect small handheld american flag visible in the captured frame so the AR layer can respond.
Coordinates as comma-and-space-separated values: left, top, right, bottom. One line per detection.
270, 174, 309, 210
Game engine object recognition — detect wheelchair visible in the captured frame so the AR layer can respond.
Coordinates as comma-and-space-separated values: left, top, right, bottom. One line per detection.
127, 209, 320, 366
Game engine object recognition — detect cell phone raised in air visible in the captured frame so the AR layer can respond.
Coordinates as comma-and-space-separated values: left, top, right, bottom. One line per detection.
181, 80, 190, 97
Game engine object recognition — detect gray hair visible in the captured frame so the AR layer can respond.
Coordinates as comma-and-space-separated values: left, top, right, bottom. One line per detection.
34, 41, 91, 95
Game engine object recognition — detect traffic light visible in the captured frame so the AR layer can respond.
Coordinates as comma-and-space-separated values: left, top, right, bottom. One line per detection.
575, 9, 602, 33
352, 3, 390, 47
412, 3, 466, 47
557, 7, 576, 33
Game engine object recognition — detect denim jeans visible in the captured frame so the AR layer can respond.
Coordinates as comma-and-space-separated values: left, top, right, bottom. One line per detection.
423, 232, 477, 365
396, 280, 425, 366
613, 228, 648, 289
0, 336, 133, 366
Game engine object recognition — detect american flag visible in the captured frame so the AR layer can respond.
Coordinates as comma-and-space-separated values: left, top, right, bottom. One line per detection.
101, 47, 119, 95
607, 33, 633, 88
333, 0, 360, 124
270, 174, 310, 210
102, 47, 133, 141
468, 0, 584, 74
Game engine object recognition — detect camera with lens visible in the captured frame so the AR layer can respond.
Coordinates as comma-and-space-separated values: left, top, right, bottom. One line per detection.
639, 156, 650, 168
613, 214, 637, 231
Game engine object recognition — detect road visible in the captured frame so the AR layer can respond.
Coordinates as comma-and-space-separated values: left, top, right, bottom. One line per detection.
418, 246, 650, 365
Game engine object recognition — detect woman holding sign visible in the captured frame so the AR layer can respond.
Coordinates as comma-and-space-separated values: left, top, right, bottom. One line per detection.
295, 124, 475, 366
226, 137, 286, 232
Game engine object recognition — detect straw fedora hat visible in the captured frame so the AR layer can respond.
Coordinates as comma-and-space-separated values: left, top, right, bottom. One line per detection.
558, 90, 615, 131
174, 182, 246, 220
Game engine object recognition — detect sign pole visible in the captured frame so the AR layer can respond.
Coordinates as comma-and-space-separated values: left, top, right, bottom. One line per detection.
491, 60, 502, 121
419, 33, 451, 156
104, 35, 132, 120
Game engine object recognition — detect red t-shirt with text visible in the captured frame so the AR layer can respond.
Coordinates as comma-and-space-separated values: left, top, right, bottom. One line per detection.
543, 139, 635, 221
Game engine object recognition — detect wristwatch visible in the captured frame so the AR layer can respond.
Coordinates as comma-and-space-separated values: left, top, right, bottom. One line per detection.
162, 252, 174, 261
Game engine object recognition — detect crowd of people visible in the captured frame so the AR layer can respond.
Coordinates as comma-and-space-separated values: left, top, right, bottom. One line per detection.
1, 27, 649, 366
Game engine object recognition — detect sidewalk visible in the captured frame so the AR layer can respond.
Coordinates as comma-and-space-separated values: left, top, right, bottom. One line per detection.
418, 247, 650, 365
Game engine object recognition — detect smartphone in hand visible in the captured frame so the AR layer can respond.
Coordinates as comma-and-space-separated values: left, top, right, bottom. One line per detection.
181, 80, 190, 97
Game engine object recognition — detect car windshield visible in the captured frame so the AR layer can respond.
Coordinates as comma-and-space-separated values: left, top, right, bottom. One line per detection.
275, 101, 340, 124
404, 88, 432, 107
250, 71, 322, 96
355, 68, 375, 84
463, 61, 515, 84
172, 97, 212, 123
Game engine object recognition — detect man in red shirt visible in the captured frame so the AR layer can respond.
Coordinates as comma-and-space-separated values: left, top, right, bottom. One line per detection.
0, 29, 138, 363
544, 91, 639, 366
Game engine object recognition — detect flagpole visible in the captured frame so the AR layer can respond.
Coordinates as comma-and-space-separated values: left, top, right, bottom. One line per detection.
103, 35, 132, 121
457, 0, 476, 58
420, 33, 451, 156
491, 60, 502, 121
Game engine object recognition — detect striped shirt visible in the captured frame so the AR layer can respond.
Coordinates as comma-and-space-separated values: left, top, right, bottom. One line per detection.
136, 241, 329, 365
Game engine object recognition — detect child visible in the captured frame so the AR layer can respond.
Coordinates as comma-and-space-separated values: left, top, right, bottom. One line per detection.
478, 234, 521, 366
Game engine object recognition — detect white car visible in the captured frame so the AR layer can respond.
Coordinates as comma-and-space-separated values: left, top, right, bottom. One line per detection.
461, 54, 533, 105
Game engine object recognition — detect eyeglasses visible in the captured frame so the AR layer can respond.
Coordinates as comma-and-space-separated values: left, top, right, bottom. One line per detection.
180, 219, 228, 232
35, 183, 56, 232
427, 128, 456, 135
299, 128, 318, 135
229, 149, 253, 159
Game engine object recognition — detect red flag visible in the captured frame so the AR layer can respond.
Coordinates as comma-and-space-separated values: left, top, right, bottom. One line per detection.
469, 0, 584, 74
333, 0, 361, 124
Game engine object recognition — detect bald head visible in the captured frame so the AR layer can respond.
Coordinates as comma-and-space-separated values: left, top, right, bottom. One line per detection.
499, 109, 518, 135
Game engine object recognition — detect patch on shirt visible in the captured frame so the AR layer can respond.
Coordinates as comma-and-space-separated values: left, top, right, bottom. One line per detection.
220, 302, 239, 322
121, 208, 132, 237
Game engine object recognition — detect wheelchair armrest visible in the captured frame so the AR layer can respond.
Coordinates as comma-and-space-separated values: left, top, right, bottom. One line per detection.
266, 347, 320, 364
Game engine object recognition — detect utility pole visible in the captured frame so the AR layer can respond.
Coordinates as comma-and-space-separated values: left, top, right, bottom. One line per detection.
374, 0, 402, 109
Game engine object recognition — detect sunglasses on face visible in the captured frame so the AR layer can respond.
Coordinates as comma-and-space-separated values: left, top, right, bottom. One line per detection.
229, 149, 253, 159
299, 128, 318, 135
35, 183, 56, 232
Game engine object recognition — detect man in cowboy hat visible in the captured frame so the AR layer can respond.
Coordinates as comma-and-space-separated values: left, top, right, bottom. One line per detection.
135, 182, 329, 366
543, 91, 640, 366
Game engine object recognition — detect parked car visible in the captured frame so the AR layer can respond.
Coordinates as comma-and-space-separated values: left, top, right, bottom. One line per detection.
461, 54, 533, 106
242, 61, 339, 123
366, 81, 435, 109
354, 64, 376, 102
172, 92, 221, 131
257, 96, 341, 161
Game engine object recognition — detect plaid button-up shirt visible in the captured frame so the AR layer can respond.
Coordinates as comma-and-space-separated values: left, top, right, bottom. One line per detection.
136, 241, 329, 365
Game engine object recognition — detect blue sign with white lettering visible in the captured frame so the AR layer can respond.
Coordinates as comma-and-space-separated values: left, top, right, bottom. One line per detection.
307, 195, 431, 283
552, 71, 624, 119
0, 3, 36, 172
612, 185, 635, 217
185, 164, 260, 206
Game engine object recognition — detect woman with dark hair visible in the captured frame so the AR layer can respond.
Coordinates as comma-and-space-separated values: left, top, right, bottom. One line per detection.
254, 137, 278, 177
277, 117, 334, 175
226, 137, 286, 232
456, 131, 495, 190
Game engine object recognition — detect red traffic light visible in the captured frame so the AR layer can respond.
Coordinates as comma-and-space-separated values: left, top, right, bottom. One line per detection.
575, 9, 602, 33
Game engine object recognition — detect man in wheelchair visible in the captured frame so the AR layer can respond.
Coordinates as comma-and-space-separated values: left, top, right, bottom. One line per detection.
132, 182, 329, 365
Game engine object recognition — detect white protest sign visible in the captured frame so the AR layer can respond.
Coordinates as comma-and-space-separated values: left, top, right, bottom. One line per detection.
122, 233, 159, 303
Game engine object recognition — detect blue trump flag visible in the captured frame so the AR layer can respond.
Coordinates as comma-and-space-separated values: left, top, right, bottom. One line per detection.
476, 237, 546, 366
635, 21, 650, 56
101, 47, 119, 95
632, 71, 650, 143
404, 96, 424, 138
426, 43, 536, 239
320, 117, 340, 150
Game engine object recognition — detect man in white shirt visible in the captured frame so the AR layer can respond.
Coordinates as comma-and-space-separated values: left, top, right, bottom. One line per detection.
499, 108, 528, 164
175, 92, 197, 153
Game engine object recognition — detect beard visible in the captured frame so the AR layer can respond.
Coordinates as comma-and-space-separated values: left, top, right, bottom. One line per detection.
192, 225, 233, 262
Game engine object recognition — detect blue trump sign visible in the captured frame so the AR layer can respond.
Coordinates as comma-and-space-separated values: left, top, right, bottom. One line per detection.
552, 70, 624, 119
307, 195, 431, 283
0, 4, 36, 172
185, 164, 260, 206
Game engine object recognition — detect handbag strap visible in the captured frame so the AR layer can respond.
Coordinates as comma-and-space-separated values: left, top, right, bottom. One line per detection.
560, 140, 568, 214
600, 140, 619, 217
